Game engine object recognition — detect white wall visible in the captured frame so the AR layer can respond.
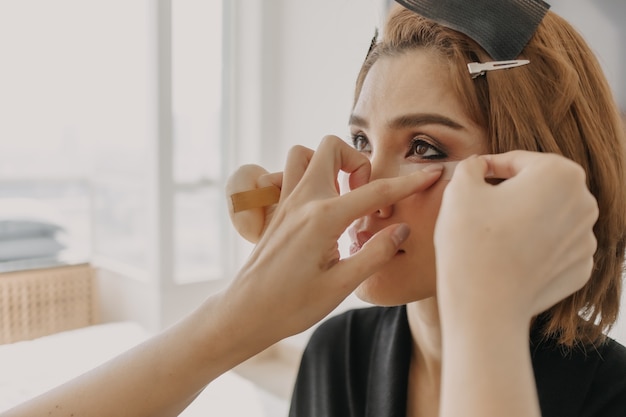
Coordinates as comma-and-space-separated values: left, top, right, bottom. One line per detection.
230, 0, 386, 173
233, 1, 626, 345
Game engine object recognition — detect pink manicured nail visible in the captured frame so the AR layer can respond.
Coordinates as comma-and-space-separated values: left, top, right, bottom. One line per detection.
391, 224, 410, 246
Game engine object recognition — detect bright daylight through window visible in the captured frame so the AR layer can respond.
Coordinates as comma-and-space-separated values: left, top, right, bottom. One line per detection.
0, 0, 225, 283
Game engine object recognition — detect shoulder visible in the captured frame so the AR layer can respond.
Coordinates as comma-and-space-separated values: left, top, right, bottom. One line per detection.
532, 334, 626, 417
596, 336, 626, 368
305, 305, 405, 355
289, 305, 409, 417
582, 337, 626, 416
299, 305, 408, 370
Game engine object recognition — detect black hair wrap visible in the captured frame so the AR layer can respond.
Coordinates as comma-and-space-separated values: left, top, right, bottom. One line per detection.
394, 0, 550, 60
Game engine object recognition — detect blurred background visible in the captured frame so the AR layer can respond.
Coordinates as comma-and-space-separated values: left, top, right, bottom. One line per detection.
0, 0, 624, 343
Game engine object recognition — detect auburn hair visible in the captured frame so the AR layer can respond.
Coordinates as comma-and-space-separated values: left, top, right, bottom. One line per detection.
355, 7, 626, 347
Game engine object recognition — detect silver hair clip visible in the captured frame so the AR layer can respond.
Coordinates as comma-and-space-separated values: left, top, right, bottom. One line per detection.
467, 59, 530, 79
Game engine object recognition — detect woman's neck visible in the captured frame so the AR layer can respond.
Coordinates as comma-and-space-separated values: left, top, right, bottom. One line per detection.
406, 297, 443, 373
406, 298, 443, 417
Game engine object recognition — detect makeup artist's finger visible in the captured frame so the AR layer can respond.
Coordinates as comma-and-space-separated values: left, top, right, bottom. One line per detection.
257, 171, 283, 190
480, 150, 583, 181
335, 166, 443, 226
333, 223, 410, 287
280, 145, 315, 200
301, 135, 371, 196
446, 155, 488, 186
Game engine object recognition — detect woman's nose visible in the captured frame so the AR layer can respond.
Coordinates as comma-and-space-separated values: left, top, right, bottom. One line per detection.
369, 157, 397, 219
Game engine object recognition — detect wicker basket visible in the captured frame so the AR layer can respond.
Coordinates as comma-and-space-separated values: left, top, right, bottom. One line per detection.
0, 264, 98, 344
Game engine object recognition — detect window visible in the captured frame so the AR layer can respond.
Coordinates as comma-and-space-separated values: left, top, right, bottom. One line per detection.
0, 0, 228, 284
172, 0, 225, 283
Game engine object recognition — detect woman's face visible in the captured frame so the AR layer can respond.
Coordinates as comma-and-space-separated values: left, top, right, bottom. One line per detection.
349, 48, 488, 305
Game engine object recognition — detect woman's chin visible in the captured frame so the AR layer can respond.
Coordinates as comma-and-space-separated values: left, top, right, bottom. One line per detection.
355, 273, 434, 306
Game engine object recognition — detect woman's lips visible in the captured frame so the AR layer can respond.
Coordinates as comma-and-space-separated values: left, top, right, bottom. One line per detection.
349, 229, 373, 255
349, 241, 362, 256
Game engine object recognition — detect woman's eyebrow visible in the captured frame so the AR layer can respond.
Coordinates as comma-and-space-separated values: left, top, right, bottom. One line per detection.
348, 113, 466, 130
348, 114, 368, 128
389, 113, 465, 130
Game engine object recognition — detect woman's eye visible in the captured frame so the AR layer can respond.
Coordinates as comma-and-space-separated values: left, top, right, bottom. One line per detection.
352, 134, 371, 153
407, 137, 445, 160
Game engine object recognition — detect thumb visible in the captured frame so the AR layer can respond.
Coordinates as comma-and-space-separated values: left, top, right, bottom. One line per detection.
335, 223, 410, 289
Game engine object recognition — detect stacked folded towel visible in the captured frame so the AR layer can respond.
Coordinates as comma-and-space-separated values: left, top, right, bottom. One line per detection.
0, 199, 67, 262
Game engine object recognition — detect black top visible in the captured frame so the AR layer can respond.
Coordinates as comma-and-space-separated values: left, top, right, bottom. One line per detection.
289, 306, 626, 417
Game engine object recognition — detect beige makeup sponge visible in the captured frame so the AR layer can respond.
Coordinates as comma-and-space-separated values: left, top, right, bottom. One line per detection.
226, 164, 279, 243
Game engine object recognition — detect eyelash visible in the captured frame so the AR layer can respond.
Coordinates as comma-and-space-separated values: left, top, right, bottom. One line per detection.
352, 134, 370, 153
350, 133, 447, 160
407, 137, 446, 160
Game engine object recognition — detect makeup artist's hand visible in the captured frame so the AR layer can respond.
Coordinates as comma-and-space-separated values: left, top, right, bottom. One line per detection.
434, 150, 598, 325
220, 135, 443, 344
1, 138, 442, 417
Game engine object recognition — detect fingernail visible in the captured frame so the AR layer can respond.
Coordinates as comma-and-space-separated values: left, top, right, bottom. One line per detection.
391, 223, 410, 246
